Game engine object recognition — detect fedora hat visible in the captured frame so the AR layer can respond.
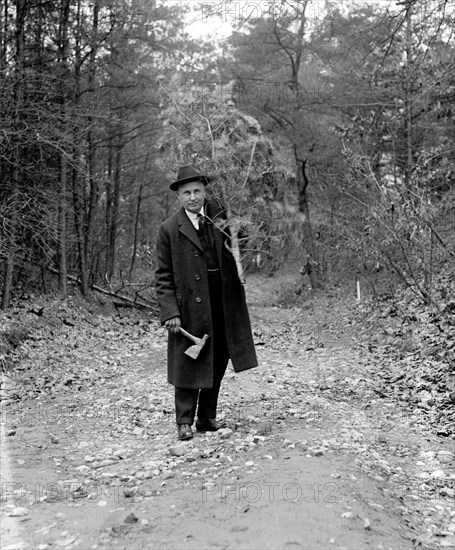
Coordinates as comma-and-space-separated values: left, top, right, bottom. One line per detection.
170, 164, 210, 191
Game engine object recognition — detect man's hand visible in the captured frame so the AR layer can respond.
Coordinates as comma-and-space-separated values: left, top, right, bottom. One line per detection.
165, 316, 181, 334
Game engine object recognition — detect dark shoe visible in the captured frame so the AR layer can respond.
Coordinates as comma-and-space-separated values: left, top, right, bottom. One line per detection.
196, 418, 220, 432
177, 424, 193, 440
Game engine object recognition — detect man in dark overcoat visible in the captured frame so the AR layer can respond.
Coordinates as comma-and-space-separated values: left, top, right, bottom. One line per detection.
155, 164, 258, 440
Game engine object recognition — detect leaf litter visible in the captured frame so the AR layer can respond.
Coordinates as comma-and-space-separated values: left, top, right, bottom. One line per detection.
0, 284, 454, 549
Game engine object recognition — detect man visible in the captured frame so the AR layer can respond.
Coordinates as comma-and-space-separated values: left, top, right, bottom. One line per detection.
155, 164, 258, 440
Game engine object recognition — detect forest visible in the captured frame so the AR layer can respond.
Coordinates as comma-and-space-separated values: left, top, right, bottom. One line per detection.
0, 0, 454, 308
1, 3, 454, 547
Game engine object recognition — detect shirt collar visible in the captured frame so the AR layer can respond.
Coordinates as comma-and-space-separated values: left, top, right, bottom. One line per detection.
184, 206, 204, 222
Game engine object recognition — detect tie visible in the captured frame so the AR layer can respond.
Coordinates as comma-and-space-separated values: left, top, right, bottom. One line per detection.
197, 213, 206, 230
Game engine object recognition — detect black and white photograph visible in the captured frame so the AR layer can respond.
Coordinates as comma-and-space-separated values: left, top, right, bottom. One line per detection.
1, 0, 454, 548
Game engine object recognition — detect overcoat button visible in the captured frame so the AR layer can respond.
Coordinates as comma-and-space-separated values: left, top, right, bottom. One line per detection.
195, 275, 201, 281
194, 251, 199, 257
196, 297, 202, 303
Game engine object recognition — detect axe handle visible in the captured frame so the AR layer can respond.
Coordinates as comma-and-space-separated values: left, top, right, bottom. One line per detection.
179, 327, 200, 344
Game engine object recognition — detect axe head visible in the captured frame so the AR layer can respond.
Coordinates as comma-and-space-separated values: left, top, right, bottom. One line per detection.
184, 333, 209, 359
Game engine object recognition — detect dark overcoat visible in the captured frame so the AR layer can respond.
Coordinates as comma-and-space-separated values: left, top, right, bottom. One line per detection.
155, 199, 258, 389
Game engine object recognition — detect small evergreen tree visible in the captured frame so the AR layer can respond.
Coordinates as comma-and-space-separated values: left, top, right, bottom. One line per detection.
157, 80, 296, 282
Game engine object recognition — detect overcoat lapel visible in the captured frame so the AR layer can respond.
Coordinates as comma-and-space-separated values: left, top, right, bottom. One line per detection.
213, 220, 223, 265
177, 208, 203, 251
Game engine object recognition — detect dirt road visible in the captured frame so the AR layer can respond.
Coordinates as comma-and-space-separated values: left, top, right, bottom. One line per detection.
1, 280, 454, 549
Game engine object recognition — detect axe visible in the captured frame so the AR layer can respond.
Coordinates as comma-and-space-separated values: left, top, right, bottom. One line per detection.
179, 327, 210, 359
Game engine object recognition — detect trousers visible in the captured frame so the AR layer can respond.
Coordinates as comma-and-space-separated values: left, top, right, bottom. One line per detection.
175, 270, 229, 424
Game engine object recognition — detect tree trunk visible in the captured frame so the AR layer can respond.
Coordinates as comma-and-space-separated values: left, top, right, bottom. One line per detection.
105, 137, 114, 280
292, 0, 308, 88
71, 0, 89, 297
129, 183, 143, 279
85, 0, 99, 284
2, 0, 26, 309
268, 2, 320, 287
58, 154, 68, 297
72, 165, 89, 296
294, 148, 320, 289
404, 2, 413, 185
57, 0, 71, 297
106, 133, 123, 282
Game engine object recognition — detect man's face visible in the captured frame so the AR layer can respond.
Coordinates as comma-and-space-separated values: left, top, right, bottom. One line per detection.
177, 180, 206, 213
